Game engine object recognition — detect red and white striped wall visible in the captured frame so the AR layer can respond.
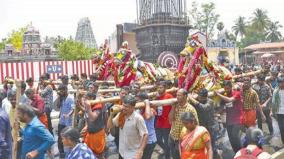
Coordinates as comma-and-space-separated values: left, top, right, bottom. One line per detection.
0, 60, 95, 82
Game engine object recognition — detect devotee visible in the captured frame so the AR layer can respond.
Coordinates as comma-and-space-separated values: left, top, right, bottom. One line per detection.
234, 128, 271, 159
39, 79, 54, 135
252, 75, 273, 135
61, 127, 96, 159
215, 80, 242, 153
155, 81, 173, 159
55, 84, 75, 158
180, 112, 213, 159
169, 88, 198, 159
189, 88, 218, 157
242, 77, 266, 128
26, 77, 35, 90
17, 104, 55, 159
136, 92, 157, 159
82, 93, 106, 158
25, 88, 49, 128
107, 95, 148, 159
272, 77, 284, 144
20, 81, 31, 105
0, 89, 12, 159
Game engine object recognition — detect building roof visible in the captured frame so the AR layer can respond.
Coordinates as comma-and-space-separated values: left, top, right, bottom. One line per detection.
244, 42, 284, 50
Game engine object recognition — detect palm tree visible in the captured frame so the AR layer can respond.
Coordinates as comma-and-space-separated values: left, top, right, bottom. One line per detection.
265, 21, 283, 42
251, 8, 270, 32
232, 16, 246, 38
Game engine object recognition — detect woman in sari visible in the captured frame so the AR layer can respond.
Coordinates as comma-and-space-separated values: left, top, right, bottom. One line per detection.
180, 112, 213, 159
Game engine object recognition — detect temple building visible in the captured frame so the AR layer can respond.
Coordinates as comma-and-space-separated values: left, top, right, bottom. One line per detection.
75, 17, 97, 48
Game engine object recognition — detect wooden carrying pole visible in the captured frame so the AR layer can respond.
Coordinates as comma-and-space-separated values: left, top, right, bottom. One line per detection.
68, 85, 155, 94
88, 87, 179, 105
12, 80, 21, 159
52, 80, 115, 85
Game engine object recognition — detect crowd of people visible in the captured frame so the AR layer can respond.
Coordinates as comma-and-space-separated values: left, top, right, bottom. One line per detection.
0, 64, 284, 159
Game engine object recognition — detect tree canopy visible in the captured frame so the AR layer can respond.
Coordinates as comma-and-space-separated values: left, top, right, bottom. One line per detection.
57, 39, 95, 60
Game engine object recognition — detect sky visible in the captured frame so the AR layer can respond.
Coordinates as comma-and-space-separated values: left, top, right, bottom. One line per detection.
1, 0, 284, 45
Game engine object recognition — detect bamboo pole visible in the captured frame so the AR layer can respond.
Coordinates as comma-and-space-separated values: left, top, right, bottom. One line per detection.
12, 80, 21, 159
232, 69, 265, 79
52, 80, 115, 85
68, 85, 155, 94
88, 87, 179, 105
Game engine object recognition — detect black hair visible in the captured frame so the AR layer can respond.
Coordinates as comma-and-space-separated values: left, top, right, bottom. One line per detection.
71, 74, 79, 81
243, 127, 265, 148
198, 88, 208, 97
86, 92, 96, 99
17, 104, 36, 118
61, 127, 80, 143
81, 73, 87, 78
58, 84, 68, 91
25, 88, 34, 96
89, 73, 98, 81
121, 86, 130, 93
180, 112, 197, 124
26, 77, 34, 83
123, 95, 137, 106
21, 81, 26, 90
223, 80, 232, 87
136, 91, 149, 100
178, 88, 188, 96
7, 89, 16, 98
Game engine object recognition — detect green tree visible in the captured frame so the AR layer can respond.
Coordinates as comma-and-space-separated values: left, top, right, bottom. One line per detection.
265, 21, 283, 42
232, 16, 247, 38
57, 39, 94, 60
189, 1, 220, 40
251, 8, 270, 32
7, 27, 27, 52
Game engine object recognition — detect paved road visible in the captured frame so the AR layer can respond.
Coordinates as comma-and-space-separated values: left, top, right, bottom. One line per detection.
49, 111, 283, 159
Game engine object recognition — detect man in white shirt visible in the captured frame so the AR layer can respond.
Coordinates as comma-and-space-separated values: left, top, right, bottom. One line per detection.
107, 95, 148, 159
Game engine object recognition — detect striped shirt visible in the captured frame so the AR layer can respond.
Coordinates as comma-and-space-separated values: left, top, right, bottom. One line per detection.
243, 88, 260, 110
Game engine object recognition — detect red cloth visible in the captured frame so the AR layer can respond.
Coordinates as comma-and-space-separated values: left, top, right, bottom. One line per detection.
225, 90, 243, 125
31, 94, 45, 114
156, 93, 173, 128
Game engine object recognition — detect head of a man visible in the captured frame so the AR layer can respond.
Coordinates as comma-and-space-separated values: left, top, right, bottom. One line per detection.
243, 77, 251, 90
25, 88, 35, 101
181, 112, 197, 131
7, 90, 16, 107
257, 75, 266, 85
58, 84, 68, 97
223, 80, 233, 94
197, 88, 208, 104
26, 78, 34, 87
131, 82, 141, 95
176, 89, 188, 103
122, 95, 136, 115
157, 81, 167, 96
61, 75, 69, 85
17, 104, 36, 123
81, 73, 88, 80
88, 82, 99, 94
21, 81, 26, 93
119, 86, 130, 99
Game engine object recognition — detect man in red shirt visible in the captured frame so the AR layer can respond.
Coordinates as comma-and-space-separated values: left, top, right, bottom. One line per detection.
25, 88, 48, 129
215, 80, 242, 152
155, 81, 173, 159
